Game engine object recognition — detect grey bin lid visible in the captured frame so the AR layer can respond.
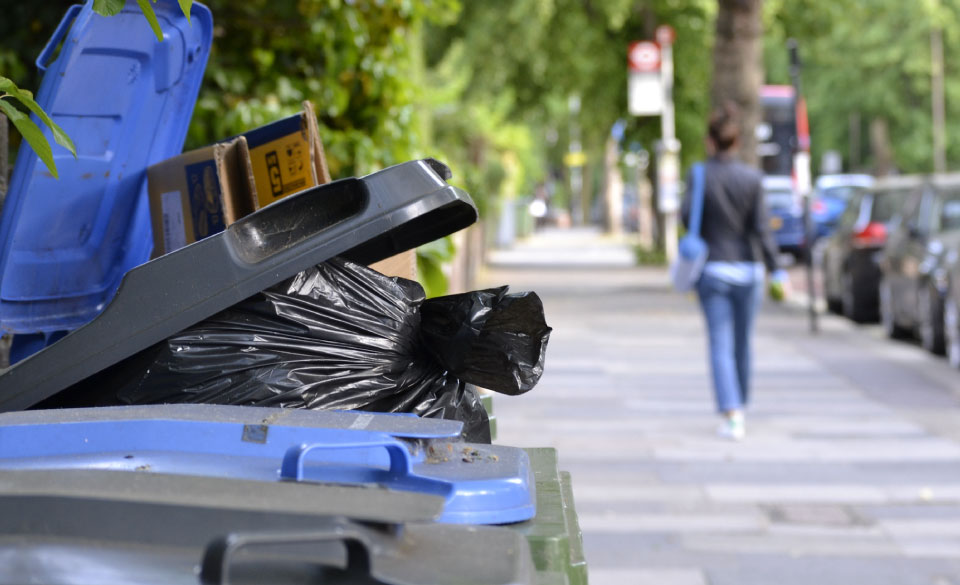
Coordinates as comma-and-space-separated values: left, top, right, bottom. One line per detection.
0, 159, 477, 412
0, 479, 536, 585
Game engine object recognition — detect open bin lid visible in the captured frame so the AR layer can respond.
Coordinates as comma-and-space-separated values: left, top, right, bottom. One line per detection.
0, 0, 213, 335
0, 404, 535, 525
0, 159, 478, 411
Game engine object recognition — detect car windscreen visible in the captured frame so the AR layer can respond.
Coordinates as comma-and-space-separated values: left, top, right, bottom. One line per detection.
940, 191, 960, 232
819, 185, 867, 202
764, 189, 794, 210
871, 189, 909, 223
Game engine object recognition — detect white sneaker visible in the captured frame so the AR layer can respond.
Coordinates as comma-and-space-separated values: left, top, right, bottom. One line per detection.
717, 415, 745, 441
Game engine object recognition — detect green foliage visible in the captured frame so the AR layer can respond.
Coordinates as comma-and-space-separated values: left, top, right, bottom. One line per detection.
767, 0, 960, 174
0, 99, 52, 177
92, 0, 124, 17
0, 76, 75, 178
421, 40, 542, 218
185, 0, 459, 179
179, 0, 194, 22
133, 0, 164, 40
633, 244, 667, 266
424, 0, 716, 216
416, 237, 456, 297
92, 0, 194, 40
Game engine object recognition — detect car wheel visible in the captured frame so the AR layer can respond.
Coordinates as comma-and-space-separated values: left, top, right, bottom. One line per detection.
841, 272, 872, 323
944, 294, 960, 368
918, 285, 946, 355
880, 278, 910, 339
823, 266, 843, 314
826, 296, 843, 315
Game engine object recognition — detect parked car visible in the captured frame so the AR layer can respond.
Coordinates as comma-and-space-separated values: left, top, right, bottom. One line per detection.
811, 174, 874, 240
879, 174, 960, 354
821, 176, 916, 322
942, 251, 960, 368
763, 175, 805, 258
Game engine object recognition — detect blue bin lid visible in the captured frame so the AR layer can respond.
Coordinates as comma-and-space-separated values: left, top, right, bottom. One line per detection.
0, 405, 536, 526
0, 0, 213, 334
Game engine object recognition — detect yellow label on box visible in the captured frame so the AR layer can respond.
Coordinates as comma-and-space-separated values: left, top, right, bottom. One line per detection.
243, 114, 317, 209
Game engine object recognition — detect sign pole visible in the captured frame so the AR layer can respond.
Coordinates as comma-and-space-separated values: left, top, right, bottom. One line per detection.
788, 39, 818, 334
656, 26, 680, 265
628, 28, 679, 260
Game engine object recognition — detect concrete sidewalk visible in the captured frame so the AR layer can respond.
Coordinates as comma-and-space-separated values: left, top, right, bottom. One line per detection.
480, 227, 960, 585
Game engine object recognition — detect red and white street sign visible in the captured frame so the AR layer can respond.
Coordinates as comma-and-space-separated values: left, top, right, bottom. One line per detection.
628, 41, 660, 73
655, 25, 675, 46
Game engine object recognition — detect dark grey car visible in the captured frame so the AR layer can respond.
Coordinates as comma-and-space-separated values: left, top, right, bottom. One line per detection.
821, 176, 916, 323
880, 174, 960, 355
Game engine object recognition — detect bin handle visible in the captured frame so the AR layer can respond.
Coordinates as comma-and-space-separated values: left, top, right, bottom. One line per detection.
200, 528, 376, 585
279, 438, 413, 482
37, 4, 82, 73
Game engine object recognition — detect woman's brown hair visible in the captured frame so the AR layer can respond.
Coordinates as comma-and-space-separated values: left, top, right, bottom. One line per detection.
708, 102, 740, 153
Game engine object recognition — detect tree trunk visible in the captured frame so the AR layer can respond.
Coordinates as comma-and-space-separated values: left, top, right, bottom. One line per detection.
849, 111, 861, 171
603, 137, 623, 235
711, 0, 764, 168
637, 160, 655, 248
870, 118, 895, 177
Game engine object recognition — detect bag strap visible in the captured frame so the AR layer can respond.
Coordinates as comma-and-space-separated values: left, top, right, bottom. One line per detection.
688, 162, 706, 237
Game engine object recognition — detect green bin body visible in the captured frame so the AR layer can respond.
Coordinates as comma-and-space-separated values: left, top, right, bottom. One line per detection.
512, 448, 588, 585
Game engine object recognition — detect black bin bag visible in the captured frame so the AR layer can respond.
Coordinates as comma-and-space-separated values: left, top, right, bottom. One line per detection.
46, 258, 551, 443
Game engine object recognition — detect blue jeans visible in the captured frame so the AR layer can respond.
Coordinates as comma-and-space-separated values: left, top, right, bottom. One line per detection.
696, 273, 763, 413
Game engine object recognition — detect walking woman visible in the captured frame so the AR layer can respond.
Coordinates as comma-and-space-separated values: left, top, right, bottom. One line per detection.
681, 103, 787, 440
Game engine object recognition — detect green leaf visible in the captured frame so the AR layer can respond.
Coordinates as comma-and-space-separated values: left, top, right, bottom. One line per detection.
0, 99, 58, 179
136, 0, 164, 41
0, 76, 18, 95
416, 236, 456, 297
92, 0, 125, 17
0, 76, 76, 158
416, 251, 449, 298
179, 0, 193, 22
417, 237, 456, 263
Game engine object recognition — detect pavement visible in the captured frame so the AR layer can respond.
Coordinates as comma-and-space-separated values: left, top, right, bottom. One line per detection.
479, 227, 960, 585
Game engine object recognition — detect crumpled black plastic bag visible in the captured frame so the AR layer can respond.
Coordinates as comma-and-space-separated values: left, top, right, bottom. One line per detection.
47, 258, 550, 443
420, 287, 550, 395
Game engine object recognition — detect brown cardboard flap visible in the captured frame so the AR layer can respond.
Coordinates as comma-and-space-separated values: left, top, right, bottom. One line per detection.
368, 250, 417, 280
302, 100, 332, 185
232, 137, 259, 216
213, 139, 255, 224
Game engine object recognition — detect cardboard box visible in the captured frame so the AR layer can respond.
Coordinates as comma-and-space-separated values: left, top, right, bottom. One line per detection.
147, 100, 414, 278
147, 137, 255, 257
147, 101, 330, 257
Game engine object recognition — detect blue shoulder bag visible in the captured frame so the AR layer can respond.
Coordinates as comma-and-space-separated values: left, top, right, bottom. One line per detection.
670, 162, 708, 292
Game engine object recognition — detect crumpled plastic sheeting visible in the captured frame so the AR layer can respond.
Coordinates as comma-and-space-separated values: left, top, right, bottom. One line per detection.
48, 258, 551, 443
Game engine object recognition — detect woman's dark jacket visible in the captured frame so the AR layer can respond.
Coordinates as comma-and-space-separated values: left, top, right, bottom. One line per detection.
680, 153, 780, 273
